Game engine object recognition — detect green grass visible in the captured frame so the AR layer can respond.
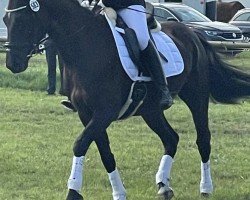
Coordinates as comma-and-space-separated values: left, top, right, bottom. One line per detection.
0, 53, 62, 93
0, 52, 250, 200
222, 51, 250, 73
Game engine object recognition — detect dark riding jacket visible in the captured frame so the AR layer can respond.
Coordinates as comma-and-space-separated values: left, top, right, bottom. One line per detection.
102, 0, 146, 10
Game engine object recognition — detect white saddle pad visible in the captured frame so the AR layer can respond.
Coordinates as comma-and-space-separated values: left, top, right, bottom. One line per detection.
105, 15, 184, 82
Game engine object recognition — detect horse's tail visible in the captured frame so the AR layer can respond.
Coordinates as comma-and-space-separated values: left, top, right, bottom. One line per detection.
198, 36, 250, 103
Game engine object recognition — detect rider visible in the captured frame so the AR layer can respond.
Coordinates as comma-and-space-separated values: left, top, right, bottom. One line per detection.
62, 0, 173, 110
102, 0, 173, 108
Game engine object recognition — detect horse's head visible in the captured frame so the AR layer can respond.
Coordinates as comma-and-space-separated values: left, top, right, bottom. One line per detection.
3, 0, 48, 73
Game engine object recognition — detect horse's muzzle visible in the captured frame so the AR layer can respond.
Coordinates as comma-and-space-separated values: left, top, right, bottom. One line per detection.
6, 51, 29, 73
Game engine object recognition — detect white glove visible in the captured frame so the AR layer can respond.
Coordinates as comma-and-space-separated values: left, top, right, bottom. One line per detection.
81, 0, 90, 7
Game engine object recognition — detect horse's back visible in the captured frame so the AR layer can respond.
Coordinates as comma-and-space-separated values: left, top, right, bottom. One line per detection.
160, 21, 203, 67
156, 21, 207, 93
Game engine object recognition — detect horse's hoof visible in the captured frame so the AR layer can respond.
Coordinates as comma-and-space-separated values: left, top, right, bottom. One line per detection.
200, 181, 213, 197
66, 189, 83, 200
201, 192, 210, 198
158, 186, 174, 200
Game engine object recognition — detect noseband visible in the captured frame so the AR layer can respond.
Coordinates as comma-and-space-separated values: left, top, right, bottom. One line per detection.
4, 4, 48, 58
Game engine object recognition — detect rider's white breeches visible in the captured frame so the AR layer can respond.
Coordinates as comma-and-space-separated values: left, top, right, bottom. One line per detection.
117, 5, 150, 50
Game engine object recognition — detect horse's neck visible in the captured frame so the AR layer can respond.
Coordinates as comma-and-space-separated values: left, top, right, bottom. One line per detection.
44, 0, 95, 66
45, 0, 93, 37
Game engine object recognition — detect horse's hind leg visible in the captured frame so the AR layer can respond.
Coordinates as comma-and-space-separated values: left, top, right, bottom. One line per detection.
67, 107, 125, 200
179, 86, 213, 196
142, 110, 179, 200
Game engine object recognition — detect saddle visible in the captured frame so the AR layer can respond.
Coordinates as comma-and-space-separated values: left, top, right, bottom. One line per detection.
103, 3, 159, 119
92, 2, 164, 75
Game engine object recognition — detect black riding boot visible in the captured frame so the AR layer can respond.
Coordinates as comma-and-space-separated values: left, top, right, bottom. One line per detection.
141, 40, 173, 109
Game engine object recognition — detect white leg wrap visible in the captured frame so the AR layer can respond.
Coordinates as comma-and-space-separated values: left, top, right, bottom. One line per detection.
156, 155, 173, 186
108, 169, 126, 200
67, 156, 84, 192
200, 160, 213, 194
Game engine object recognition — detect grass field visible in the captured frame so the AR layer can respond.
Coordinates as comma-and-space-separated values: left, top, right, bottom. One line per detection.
0, 52, 249, 200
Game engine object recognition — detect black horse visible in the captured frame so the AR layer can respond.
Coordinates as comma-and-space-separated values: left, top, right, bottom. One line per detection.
3, 0, 250, 199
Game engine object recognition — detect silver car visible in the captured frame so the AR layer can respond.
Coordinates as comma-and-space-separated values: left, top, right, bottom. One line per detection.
229, 8, 250, 40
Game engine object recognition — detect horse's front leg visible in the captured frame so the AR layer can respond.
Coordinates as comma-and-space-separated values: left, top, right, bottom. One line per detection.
95, 130, 126, 200
142, 110, 179, 200
66, 108, 125, 200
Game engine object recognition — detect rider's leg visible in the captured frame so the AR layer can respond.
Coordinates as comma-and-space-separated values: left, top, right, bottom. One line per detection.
117, 5, 150, 50
117, 5, 173, 109
140, 40, 173, 109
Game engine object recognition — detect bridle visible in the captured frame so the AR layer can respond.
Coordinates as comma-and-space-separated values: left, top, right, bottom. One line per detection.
4, 2, 88, 58
5, 5, 27, 12
4, 4, 48, 58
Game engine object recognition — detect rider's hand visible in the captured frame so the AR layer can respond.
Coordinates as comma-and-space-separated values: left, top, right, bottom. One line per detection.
81, 0, 90, 7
